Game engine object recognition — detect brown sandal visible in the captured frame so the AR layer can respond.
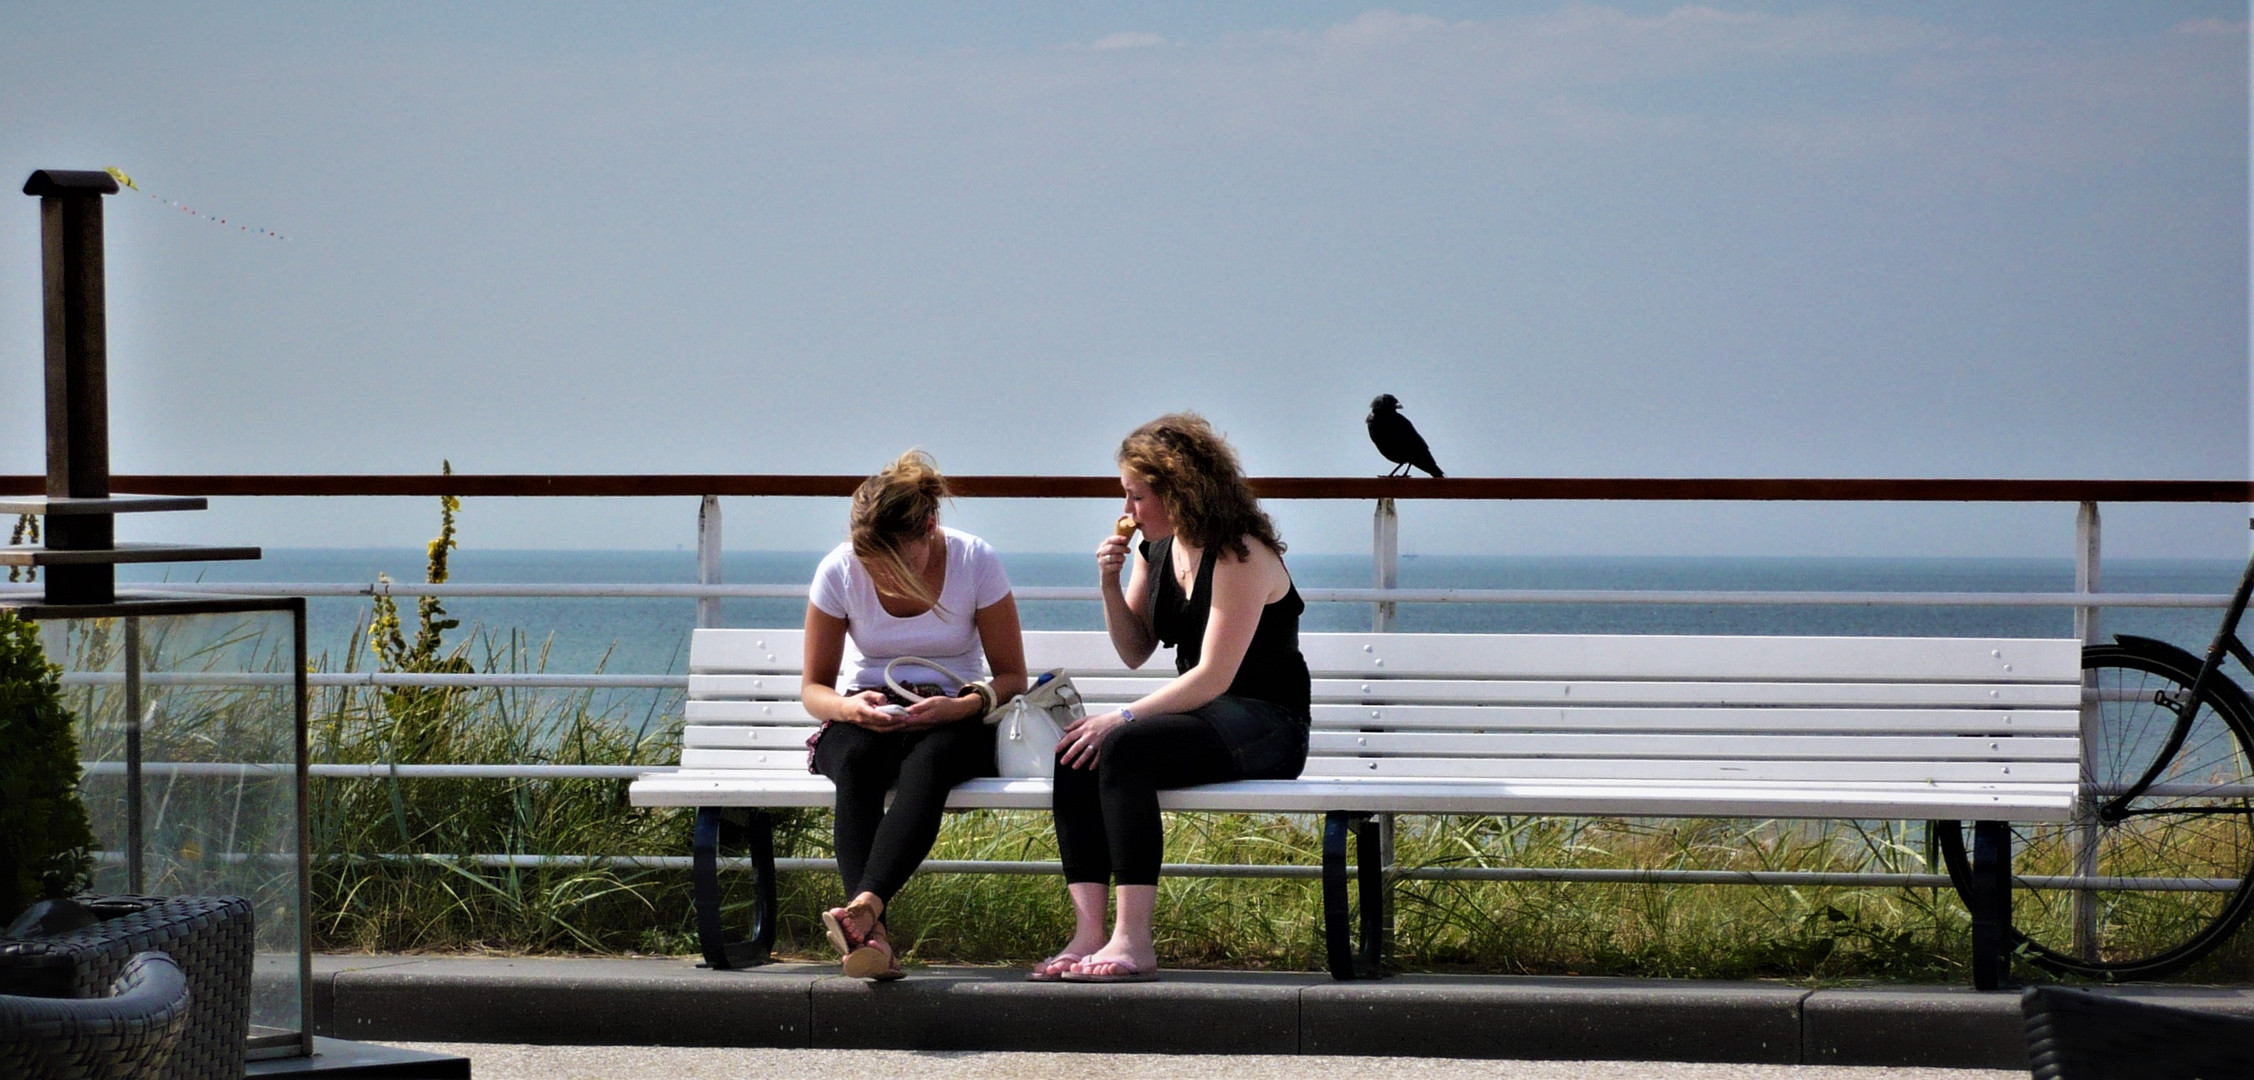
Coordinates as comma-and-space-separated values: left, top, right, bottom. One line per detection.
843, 927, 906, 981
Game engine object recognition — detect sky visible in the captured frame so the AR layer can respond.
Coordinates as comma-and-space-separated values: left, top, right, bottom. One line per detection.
0, 3, 2247, 560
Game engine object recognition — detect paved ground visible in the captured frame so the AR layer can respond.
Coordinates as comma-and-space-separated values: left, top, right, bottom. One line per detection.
309, 955, 2254, 1070
393, 1044, 2027, 1080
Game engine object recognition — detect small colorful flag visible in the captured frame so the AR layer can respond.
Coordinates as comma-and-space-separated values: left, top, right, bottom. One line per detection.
104, 166, 288, 240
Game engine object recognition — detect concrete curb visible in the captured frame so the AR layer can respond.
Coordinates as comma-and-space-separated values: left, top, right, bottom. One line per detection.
308, 955, 2254, 1069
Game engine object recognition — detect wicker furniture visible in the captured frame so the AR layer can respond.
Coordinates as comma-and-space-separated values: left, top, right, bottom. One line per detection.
2022, 985, 2254, 1079
0, 951, 189, 1080
0, 896, 252, 1080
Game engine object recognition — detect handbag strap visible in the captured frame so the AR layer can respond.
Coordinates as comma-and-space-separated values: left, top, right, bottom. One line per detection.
882, 655, 974, 703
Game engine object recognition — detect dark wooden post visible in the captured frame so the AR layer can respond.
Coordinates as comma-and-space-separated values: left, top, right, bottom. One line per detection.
23, 169, 120, 604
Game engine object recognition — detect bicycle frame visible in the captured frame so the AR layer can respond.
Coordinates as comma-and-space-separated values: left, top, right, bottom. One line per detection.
2099, 547, 2254, 822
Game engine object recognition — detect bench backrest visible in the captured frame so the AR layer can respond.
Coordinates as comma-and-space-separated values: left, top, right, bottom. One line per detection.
680, 629, 2085, 790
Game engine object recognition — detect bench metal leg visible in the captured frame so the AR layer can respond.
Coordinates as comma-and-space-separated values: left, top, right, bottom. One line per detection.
692, 806, 777, 970
1969, 820, 2013, 991
1322, 811, 1390, 980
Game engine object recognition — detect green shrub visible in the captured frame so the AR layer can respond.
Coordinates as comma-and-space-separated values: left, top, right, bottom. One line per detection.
0, 610, 94, 922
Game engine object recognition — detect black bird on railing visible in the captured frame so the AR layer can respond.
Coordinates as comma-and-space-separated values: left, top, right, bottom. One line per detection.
1366, 394, 1444, 478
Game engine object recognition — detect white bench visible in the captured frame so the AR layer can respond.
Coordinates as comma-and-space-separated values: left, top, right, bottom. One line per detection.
629, 628, 2084, 987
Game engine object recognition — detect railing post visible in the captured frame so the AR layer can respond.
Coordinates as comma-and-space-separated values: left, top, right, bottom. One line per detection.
2072, 500, 2101, 958
1372, 498, 1398, 632
1372, 497, 1400, 931
123, 614, 143, 893
2074, 502, 2100, 646
697, 495, 722, 629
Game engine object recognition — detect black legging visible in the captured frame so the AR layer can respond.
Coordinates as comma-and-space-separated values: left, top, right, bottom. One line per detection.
812, 718, 994, 903
1053, 712, 1238, 887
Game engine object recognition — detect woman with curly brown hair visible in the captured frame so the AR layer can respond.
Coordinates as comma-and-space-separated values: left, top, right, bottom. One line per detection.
804, 450, 1028, 979
1035, 413, 1311, 983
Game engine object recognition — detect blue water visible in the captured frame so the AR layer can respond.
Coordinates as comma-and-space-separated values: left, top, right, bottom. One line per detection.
117, 550, 2243, 679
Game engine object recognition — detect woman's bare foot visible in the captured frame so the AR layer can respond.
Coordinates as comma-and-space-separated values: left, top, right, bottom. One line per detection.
821, 893, 884, 958
1026, 951, 1083, 982
1029, 931, 1110, 981
1066, 941, 1157, 981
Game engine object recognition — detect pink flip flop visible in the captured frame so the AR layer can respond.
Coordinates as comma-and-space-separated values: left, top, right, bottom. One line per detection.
1059, 957, 1159, 983
1026, 951, 1085, 983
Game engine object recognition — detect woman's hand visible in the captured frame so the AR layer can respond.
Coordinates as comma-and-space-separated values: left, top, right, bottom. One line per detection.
835, 689, 907, 730
1057, 710, 1129, 769
841, 689, 981, 732
901, 692, 981, 728
1095, 533, 1133, 583
1097, 530, 1157, 669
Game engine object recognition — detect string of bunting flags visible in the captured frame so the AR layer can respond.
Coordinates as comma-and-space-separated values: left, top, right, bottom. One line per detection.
103, 167, 288, 241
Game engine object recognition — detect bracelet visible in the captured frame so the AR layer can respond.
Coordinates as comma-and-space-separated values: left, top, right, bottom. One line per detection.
961, 680, 997, 718
1119, 707, 1135, 723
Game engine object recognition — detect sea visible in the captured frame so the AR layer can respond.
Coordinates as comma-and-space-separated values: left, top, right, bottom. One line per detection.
114, 550, 2245, 682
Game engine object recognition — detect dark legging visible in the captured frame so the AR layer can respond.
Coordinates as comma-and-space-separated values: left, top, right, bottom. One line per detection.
812, 718, 994, 903
1053, 712, 1238, 887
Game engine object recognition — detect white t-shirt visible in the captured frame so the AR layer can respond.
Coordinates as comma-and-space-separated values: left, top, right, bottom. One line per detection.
809, 527, 1012, 693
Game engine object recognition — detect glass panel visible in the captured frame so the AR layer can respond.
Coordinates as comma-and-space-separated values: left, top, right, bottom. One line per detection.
61, 609, 307, 1056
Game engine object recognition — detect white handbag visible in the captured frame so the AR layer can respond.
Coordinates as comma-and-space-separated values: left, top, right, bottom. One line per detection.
989, 670, 1083, 779
881, 658, 1084, 779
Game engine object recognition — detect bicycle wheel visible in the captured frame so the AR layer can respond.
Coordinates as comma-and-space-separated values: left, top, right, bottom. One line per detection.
1940, 637, 2254, 979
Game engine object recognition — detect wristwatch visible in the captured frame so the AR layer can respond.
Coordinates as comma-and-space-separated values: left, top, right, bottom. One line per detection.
1119, 707, 1135, 723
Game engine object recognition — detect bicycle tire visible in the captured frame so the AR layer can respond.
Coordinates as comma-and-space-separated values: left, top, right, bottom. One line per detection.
1938, 637, 2254, 979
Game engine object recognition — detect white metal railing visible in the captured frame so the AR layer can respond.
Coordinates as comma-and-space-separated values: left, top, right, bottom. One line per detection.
61, 672, 683, 689
10, 581, 2233, 607
37, 498, 2252, 898
87, 847, 2244, 894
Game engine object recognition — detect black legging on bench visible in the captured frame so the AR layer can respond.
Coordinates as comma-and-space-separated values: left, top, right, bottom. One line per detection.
1053, 712, 1240, 887
812, 717, 995, 903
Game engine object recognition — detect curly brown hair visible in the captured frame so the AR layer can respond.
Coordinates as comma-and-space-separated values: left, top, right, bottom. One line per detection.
1117, 413, 1284, 562
850, 449, 951, 611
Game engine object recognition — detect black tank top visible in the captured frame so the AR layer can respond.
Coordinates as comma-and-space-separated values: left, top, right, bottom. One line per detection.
1146, 537, 1312, 720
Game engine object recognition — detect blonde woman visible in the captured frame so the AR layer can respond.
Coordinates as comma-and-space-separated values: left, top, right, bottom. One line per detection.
1037, 414, 1312, 983
803, 450, 1028, 979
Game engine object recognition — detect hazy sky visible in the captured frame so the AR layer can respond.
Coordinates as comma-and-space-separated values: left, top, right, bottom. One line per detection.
1, 3, 2246, 559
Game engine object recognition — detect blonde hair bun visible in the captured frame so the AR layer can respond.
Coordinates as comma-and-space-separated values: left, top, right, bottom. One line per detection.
850, 450, 952, 609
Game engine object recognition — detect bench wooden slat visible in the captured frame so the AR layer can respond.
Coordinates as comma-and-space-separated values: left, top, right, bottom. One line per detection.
680, 745, 2074, 784
691, 629, 1175, 676
651, 769, 2075, 796
1297, 755, 2075, 784
1305, 731, 2081, 761
1311, 706, 2077, 734
681, 702, 2077, 735
684, 700, 807, 721
678, 726, 2077, 764
685, 725, 821, 749
1306, 680, 2078, 708
680, 749, 810, 770
629, 772, 2078, 819
1296, 633, 2078, 682
690, 629, 2079, 683
688, 675, 2082, 709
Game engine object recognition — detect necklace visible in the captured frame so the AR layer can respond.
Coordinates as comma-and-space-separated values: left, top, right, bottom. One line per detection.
1171, 540, 1200, 594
